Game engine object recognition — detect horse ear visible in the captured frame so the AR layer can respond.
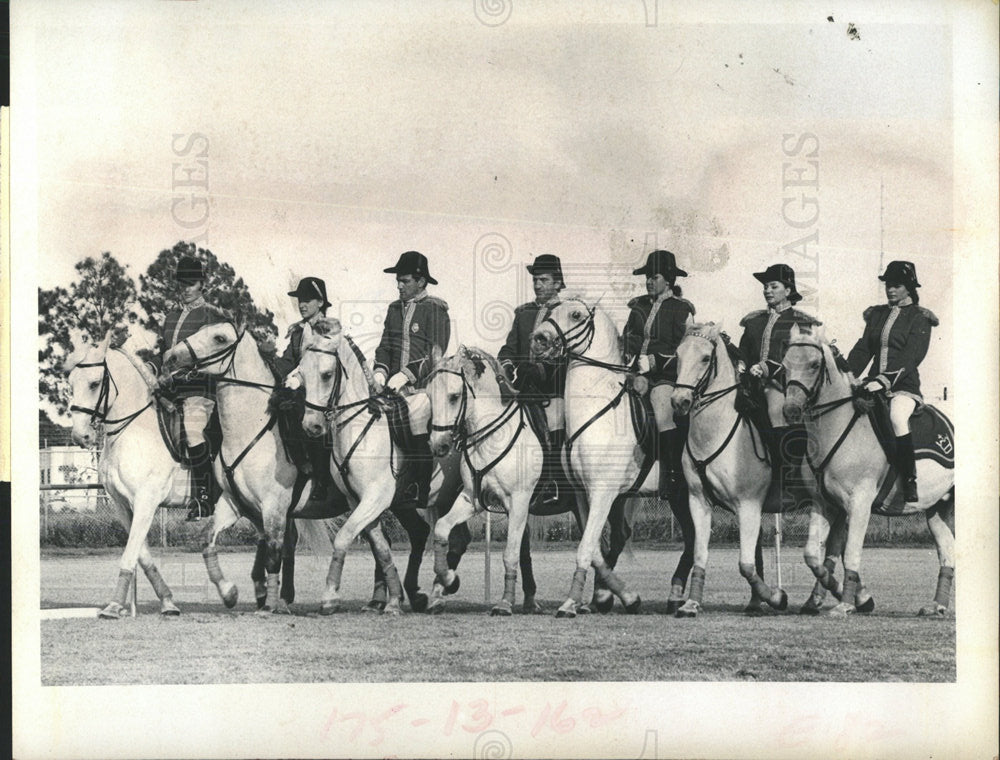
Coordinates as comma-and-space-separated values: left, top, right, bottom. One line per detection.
790, 323, 802, 339
431, 344, 443, 365
96, 330, 113, 354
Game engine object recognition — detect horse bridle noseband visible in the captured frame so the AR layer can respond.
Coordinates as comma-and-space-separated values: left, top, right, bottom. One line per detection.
69, 352, 152, 436
175, 323, 242, 378
540, 300, 632, 373
426, 367, 476, 441
784, 341, 831, 408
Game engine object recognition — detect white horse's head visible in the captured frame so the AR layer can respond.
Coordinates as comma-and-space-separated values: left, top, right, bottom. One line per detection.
426, 345, 501, 458
781, 322, 828, 424
162, 316, 242, 377
530, 295, 616, 364
64, 329, 114, 447
672, 319, 723, 417
297, 318, 344, 438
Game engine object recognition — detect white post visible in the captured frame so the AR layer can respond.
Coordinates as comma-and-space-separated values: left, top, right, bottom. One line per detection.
160, 507, 166, 549
774, 513, 783, 588
484, 510, 491, 603
129, 573, 137, 618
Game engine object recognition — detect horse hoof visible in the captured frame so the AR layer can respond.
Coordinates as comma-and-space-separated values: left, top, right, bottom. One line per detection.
665, 599, 684, 615
382, 604, 402, 617
623, 595, 641, 615
555, 600, 578, 619
272, 602, 292, 616
428, 601, 446, 615
491, 602, 513, 617
522, 598, 544, 614
576, 602, 592, 615
254, 607, 273, 617
855, 595, 876, 614
594, 591, 615, 614
799, 600, 823, 615
98, 602, 125, 619
409, 592, 429, 613
675, 600, 701, 618
255, 596, 267, 611
828, 602, 855, 617
160, 599, 181, 616
743, 599, 768, 616
220, 583, 238, 609
362, 600, 387, 613
770, 589, 789, 612
918, 604, 946, 617
444, 575, 461, 596
318, 601, 341, 616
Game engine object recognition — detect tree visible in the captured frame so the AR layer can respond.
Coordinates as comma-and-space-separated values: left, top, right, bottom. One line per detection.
136, 242, 277, 361
38, 252, 139, 414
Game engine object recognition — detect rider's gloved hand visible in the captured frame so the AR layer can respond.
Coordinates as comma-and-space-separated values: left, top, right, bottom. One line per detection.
372, 370, 387, 392
637, 354, 652, 374
284, 372, 302, 390
386, 372, 409, 392
863, 379, 886, 394
749, 361, 767, 378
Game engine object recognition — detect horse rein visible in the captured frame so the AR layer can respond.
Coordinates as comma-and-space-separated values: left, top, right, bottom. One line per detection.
540, 301, 632, 373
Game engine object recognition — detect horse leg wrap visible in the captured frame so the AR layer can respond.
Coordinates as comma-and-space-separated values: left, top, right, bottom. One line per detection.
433, 538, 450, 583
266, 574, 280, 607
203, 546, 225, 585
594, 563, 626, 599
669, 576, 687, 594
503, 570, 517, 606
326, 549, 347, 592
142, 564, 172, 602
841, 570, 860, 607
112, 569, 134, 607
384, 563, 403, 603
688, 566, 706, 605
738, 561, 770, 600
569, 568, 587, 604
934, 566, 955, 608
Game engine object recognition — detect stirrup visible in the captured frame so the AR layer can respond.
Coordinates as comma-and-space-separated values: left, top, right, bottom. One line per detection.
186, 496, 212, 522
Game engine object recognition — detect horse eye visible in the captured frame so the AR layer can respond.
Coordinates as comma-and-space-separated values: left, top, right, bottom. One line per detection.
214, 335, 227, 344
321, 371, 333, 382
701, 356, 709, 363
570, 310, 581, 320
89, 381, 100, 390
448, 392, 460, 403
810, 360, 820, 370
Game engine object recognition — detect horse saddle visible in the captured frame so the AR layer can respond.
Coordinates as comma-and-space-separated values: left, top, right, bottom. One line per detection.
868, 401, 954, 514
155, 400, 223, 467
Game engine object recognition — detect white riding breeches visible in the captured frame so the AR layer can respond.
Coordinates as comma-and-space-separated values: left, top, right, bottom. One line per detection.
765, 387, 785, 428
650, 383, 677, 432
889, 393, 916, 437
544, 396, 565, 432
406, 390, 431, 435
181, 396, 215, 447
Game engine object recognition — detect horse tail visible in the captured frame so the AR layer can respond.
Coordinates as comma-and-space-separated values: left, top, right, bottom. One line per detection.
293, 518, 335, 557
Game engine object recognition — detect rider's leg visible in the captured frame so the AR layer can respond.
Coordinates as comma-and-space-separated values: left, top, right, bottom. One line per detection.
652, 383, 680, 499
889, 394, 918, 503
766, 386, 808, 498
182, 395, 217, 521
306, 437, 332, 504
539, 396, 566, 505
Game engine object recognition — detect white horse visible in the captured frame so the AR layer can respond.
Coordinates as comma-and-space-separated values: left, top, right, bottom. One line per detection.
296, 318, 464, 615
531, 298, 692, 618
65, 330, 217, 618
782, 325, 956, 616
424, 346, 544, 615
671, 322, 852, 617
162, 315, 396, 614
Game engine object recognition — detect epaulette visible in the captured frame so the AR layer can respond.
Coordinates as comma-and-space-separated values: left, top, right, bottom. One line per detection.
917, 306, 939, 326
862, 305, 883, 321
790, 309, 821, 326
284, 323, 300, 338
674, 296, 695, 315
513, 302, 531, 314
423, 295, 450, 311
627, 296, 646, 309
739, 309, 767, 327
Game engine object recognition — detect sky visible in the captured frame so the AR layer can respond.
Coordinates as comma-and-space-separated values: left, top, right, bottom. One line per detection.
20, 1, 958, 404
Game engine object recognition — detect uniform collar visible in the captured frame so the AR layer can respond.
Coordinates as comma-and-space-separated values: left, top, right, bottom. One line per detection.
535, 294, 559, 307
769, 302, 792, 313
301, 312, 323, 327
402, 290, 428, 306
893, 296, 914, 308
181, 295, 206, 312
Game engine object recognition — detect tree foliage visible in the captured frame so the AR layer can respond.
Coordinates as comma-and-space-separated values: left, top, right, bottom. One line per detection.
38, 252, 139, 413
137, 241, 277, 359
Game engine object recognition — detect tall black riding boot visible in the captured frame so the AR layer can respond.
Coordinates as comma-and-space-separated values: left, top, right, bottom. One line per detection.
538, 428, 567, 506
895, 433, 918, 503
186, 442, 215, 521
307, 440, 331, 505
775, 425, 809, 496
412, 434, 434, 510
657, 429, 684, 500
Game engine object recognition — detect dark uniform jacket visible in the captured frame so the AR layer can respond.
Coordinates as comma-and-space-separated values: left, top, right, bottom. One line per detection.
847, 301, 938, 397
274, 318, 318, 378
624, 292, 696, 383
159, 297, 230, 399
497, 300, 566, 399
738, 306, 821, 383
374, 291, 450, 387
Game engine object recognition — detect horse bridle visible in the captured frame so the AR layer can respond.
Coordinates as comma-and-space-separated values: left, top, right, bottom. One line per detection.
69, 351, 153, 436
426, 367, 476, 442
784, 340, 831, 408
301, 345, 345, 418
540, 300, 632, 373
174, 322, 242, 378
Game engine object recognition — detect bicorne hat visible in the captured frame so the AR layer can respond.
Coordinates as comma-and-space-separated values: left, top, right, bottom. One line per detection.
878, 260, 920, 289
175, 256, 205, 285
632, 250, 687, 278
753, 263, 802, 304
384, 250, 438, 285
525, 254, 566, 289
287, 277, 332, 309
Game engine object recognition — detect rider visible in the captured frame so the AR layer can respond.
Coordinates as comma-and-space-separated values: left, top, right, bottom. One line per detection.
737, 263, 820, 496
158, 255, 230, 521
624, 250, 696, 501
498, 254, 570, 507
372, 250, 451, 508
273, 276, 336, 506
847, 260, 938, 504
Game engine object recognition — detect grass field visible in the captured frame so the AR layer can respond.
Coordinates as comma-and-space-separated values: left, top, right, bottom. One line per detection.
39, 545, 955, 685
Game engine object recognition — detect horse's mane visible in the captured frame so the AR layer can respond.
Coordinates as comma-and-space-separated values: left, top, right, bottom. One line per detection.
684, 321, 741, 367
435, 345, 502, 381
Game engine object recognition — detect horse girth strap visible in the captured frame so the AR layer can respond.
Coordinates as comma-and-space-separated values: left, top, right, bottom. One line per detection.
565, 384, 627, 452
219, 412, 280, 479
466, 406, 527, 513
